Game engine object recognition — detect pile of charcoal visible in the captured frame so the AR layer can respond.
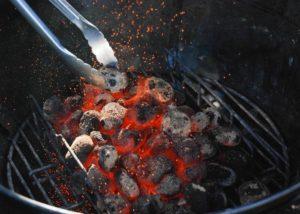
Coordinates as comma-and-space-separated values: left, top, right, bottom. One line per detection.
43, 68, 270, 213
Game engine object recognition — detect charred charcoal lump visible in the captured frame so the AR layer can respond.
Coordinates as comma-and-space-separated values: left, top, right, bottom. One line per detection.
98, 145, 118, 171
100, 102, 127, 130
79, 110, 101, 134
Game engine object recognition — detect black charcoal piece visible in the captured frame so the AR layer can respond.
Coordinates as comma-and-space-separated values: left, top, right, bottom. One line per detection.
43, 96, 64, 122
135, 100, 160, 123
65, 135, 94, 168
184, 183, 208, 213
214, 126, 241, 147
144, 155, 173, 183
94, 93, 115, 106
157, 174, 181, 196
79, 110, 101, 134
195, 134, 217, 160
185, 162, 207, 181
147, 77, 174, 103
98, 145, 118, 171
206, 163, 236, 187
121, 153, 139, 175
90, 131, 107, 145
64, 95, 82, 112
238, 181, 270, 205
103, 195, 127, 214
132, 195, 163, 214
70, 170, 87, 195
100, 102, 127, 130
163, 108, 191, 138
116, 169, 140, 199
173, 138, 201, 163
147, 133, 171, 155
86, 164, 109, 194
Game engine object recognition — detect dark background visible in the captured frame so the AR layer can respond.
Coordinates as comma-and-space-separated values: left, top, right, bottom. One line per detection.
0, 0, 299, 212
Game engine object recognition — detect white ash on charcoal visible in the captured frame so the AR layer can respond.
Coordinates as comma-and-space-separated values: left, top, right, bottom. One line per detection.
64, 95, 82, 112
173, 138, 201, 163
184, 183, 208, 213
121, 153, 140, 175
102, 195, 128, 214
191, 107, 221, 132
177, 105, 195, 117
94, 93, 115, 106
194, 134, 217, 160
135, 99, 161, 123
100, 67, 128, 93
146, 133, 172, 155
132, 195, 164, 214
238, 181, 270, 205
70, 170, 87, 196
143, 155, 173, 183
116, 129, 139, 147
98, 145, 118, 171
185, 162, 207, 182
157, 174, 181, 196
43, 96, 65, 122
205, 163, 236, 187
90, 131, 107, 145
65, 135, 94, 169
79, 110, 101, 134
116, 169, 140, 199
100, 102, 127, 130
162, 108, 191, 138
213, 126, 241, 147
86, 164, 109, 194
146, 77, 174, 103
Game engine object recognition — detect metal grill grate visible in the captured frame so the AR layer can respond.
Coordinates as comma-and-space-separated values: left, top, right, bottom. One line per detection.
5, 73, 290, 212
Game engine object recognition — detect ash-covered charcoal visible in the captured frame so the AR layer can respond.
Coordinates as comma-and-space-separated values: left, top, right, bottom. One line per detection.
132, 195, 163, 214
191, 112, 210, 133
43, 96, 64, 122
116, 129, 138, 148
144, 155, 173, 183
79, 110, 101, 134
90, 131, 107, 145
206, 163, 236, 187
173, 138, 201, 163
157, 174, 181, 196
70, 170, 87, 195
100, 67, 128, 93
185, 162, 207, 182
121, 153, 140, 175
98, 145, 118, 171
177, 105, 195, 117
147, 133, 172, 155
116, 169, 140, 199
135, 100, 160, 123
94, 93, 115, 106
146, 77, 174, 103
103, 195, 128, 214
204, 107, 221, 128
184, 183, 208, 213
64, 95, 82, 112
238, 181, 270, 205
100, 102, 127, 130
195, 134, 217, 160
86, 164, 109, 194
213, 126, 241, 147
162, 108, 191, 138
65, 135, 94, 168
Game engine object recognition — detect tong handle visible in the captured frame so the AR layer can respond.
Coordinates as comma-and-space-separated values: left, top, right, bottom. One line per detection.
9, 0, 105, 87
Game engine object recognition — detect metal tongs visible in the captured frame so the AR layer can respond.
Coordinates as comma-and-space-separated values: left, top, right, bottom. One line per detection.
10, 0, 118, 88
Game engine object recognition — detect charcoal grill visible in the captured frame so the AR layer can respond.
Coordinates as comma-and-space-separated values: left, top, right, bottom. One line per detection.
0, 0, 300, 213
4, 72, 295, 213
